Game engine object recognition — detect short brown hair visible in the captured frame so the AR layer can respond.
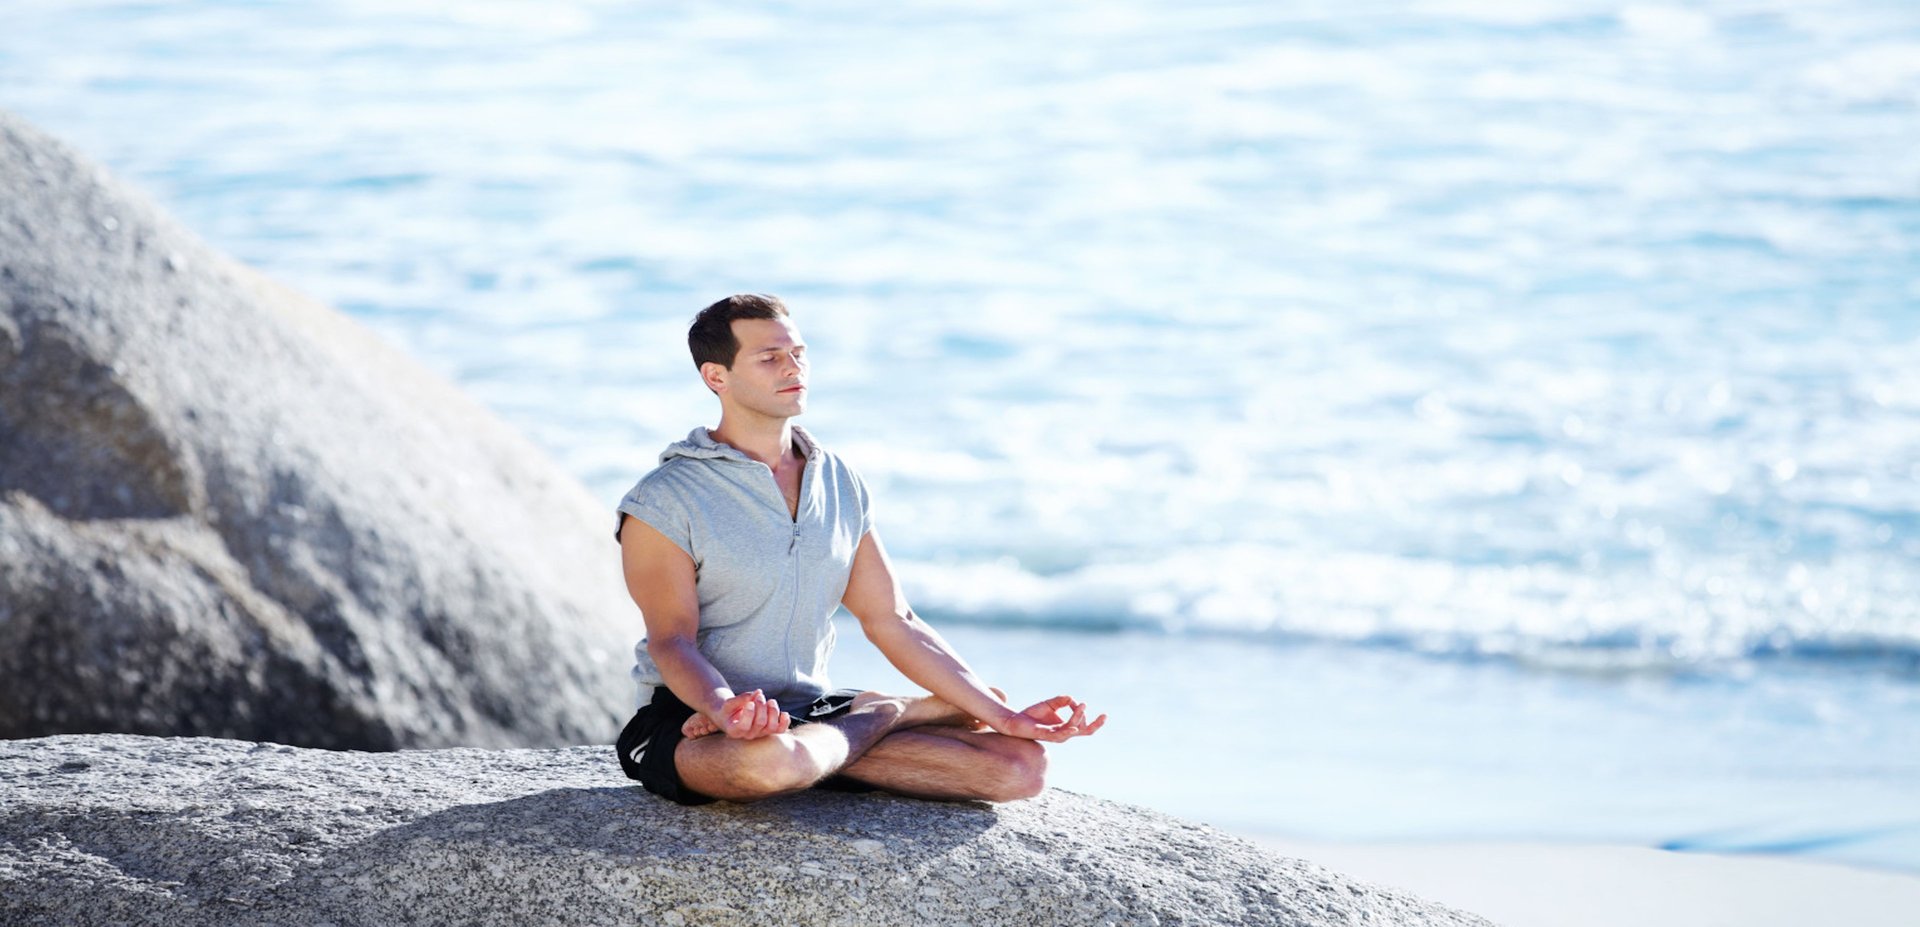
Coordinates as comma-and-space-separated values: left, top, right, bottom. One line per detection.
688, 294, 790, 371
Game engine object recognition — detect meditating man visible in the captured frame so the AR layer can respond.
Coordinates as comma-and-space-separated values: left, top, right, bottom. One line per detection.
613, 294, 1104, 805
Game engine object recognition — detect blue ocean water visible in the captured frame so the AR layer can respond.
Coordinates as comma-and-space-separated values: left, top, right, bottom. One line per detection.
5, 0, 1918, 871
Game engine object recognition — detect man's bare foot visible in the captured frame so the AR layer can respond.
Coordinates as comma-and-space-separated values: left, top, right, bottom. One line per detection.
849, 690, 908, 714
681, 712, 720, 738
855, 688, 1009, 730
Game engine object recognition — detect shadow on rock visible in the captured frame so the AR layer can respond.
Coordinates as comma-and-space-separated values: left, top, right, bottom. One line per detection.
277, 785, 1001, 926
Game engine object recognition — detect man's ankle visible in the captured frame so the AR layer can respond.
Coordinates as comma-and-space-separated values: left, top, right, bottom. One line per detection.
848, 691, 908, 724
850, 691, 971, 730
898, 694, 973, 728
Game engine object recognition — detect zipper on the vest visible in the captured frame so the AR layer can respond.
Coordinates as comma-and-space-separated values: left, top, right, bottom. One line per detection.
781, 439, 811, 688
787, 448, 812, 551
784, 521, 802, 684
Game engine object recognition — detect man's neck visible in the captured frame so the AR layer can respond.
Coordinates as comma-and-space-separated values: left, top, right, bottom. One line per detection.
709, 413, 799, 470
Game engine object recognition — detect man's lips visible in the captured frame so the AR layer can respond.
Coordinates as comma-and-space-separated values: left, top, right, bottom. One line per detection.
779, 385, 806, 393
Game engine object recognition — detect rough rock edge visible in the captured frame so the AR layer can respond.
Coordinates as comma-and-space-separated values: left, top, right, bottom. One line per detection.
0, 734, 1495, 927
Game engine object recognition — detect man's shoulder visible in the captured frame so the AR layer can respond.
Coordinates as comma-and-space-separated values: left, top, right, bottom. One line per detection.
796, 426, 861, 469
807, 442, 869, 491
622, 455, 715, 502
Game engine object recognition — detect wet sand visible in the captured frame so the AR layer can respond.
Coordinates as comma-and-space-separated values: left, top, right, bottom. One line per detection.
1248, 835, 1920, 927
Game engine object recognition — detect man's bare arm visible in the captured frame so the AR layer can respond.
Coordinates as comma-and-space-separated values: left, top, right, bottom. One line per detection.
840, 528, 1105, 742
620, 514, 789, 739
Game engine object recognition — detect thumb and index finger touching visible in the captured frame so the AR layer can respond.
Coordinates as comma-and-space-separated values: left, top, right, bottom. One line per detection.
1009, 694, 1107, 742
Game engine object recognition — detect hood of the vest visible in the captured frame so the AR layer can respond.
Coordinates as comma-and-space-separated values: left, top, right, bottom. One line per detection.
659, 425, 818, 465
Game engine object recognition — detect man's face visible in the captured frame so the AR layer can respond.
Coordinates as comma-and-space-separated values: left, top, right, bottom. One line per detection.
709, 316, 809, 418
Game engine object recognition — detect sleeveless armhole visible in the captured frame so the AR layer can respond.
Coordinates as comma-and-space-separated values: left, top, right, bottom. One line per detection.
850, 463, 874, 539
615, 484, 697, 565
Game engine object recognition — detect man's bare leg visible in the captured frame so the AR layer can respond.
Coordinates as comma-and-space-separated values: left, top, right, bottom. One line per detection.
675, 693, 915, 801
834, 725, 1047, 802
674, 691, 1043, 803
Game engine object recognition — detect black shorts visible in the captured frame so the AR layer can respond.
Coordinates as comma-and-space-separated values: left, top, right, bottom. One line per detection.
614, 685, 880, 805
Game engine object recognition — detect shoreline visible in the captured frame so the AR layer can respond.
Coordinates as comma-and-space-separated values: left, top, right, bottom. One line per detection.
826, 618, 1920, 881
1243, 833, 1920, 927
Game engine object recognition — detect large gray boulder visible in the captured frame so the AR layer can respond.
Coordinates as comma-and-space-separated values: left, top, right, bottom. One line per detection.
0, 734, 1494, 926
0, 108, 632, 749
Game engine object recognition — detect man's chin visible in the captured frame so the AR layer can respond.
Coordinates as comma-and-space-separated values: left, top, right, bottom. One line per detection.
753, 400, 804, 419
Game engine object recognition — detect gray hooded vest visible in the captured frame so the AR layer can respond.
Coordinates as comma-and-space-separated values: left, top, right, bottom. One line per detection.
613, 425, 873, 710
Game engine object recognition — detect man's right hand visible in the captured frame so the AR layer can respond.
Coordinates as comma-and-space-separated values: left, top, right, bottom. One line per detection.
689, 689, 791, 740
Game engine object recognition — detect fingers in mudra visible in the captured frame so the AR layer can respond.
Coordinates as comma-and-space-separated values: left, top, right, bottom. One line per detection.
1022, 695, 1075, 725
716, 690, 791, 739
1060, 701, 1107, 738
1015, 695, 1105, 741
764, 698, 792, 735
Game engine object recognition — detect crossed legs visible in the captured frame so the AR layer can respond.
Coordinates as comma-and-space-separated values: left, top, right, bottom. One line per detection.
674, 692, 1046, 803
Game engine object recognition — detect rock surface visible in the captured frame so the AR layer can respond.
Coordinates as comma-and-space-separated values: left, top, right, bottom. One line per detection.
0, 734, 1494, 927
0, 109, 634, 750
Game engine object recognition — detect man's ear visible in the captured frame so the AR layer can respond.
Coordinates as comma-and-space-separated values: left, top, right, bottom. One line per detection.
699, 361, 728, 394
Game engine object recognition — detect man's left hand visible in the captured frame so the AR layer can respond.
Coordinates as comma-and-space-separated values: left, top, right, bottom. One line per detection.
994, 695, 1107, 743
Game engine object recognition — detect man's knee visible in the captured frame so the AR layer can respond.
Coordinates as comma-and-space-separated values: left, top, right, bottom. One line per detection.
986, 737, 1047, 802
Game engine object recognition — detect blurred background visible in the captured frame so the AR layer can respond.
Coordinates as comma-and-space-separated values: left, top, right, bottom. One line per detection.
4, 0, 1916, 873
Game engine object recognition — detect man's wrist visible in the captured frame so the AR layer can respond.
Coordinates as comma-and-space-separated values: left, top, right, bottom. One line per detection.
701, 688, 738, 721
984, 706, 1023, 734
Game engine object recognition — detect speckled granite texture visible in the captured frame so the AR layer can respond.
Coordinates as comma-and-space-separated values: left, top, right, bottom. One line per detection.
0, 107, 631, 750
0, 734, 1495, 927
